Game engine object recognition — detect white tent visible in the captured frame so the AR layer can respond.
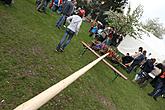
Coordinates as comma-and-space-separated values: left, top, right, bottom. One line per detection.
118, 32, 165, 62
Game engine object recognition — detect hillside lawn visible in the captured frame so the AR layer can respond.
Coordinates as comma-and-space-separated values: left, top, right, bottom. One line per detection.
0, 0, 165, 110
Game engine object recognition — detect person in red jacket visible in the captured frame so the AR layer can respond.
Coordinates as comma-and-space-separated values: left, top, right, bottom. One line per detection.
49, 0, 54, 9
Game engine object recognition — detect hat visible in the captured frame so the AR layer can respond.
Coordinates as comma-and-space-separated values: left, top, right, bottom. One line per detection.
78, 9, 85, 17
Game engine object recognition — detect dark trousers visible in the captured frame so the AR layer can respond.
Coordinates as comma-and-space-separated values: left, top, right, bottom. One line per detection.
149, 78, 165, 98
56, 15, 67, 28
2, 0, 12, 5
127, 60, 140, 73
56, 28, 75, 50
37, 0, 49, 13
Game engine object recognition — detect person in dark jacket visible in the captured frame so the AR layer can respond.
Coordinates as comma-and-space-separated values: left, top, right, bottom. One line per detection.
122, 53, 134, 65
56, 0, 76, 28
127, 50, 147, 73
148, 72, 165, 101
111, 32, 118, 47
136, 58, 156, 86
150, 63, 164, 87
141, 58, 155, 73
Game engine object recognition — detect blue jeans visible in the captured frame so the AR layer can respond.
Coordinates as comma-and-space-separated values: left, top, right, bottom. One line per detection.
56, 28, 75, 50
127, 60, 140, 73
56, 15, 67, 27
37, 0, 48, 13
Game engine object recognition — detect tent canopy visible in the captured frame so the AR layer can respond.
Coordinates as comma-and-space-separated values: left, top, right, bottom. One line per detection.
118, 32, 165, 62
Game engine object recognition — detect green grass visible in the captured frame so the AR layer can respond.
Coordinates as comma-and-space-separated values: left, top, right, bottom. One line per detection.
0, 0, 165, 110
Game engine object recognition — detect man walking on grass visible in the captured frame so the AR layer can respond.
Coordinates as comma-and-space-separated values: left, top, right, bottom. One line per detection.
56, 0, 76, 28
36, 0, 50, 13
56, 9, 85, 52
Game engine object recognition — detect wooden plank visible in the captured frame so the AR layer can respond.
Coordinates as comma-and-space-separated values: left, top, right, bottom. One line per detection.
119, 62, 127, 68
81, 41, 128, 80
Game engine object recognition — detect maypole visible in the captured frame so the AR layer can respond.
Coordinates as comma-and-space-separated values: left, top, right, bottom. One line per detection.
14, 53, 109, 110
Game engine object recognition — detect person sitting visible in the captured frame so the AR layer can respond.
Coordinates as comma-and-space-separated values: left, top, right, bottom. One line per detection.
88, 19, 97, 32
126, 47, 144, 71
99, 43, 109, 55
111, 32, 118, 47
90, 39, 109, 52
95, 30, 107, 42
89, 25, 98, 37
122, 53, 134, 65
150, 63, 164, 87
132, 47, 143, 58
149, 63, 163, 79
127, 50, 147, 73
91, 42, 102, 51
115, 33, 123, 47
141, 63, 163, 87
98, 46, 119, 64
148, 71, 165, 101
135, 58, 156, 87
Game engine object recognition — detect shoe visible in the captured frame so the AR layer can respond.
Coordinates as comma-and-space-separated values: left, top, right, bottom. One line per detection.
55, 49, 59, 52
37, 9, 42, 13
147, 93, 152, 96
161, 94, 165, 98
60, 48, 64, 52
56, 25, 60, 29
153, 97, 157, 101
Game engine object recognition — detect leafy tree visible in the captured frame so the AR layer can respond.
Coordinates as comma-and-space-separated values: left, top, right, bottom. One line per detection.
101, 0, 128, 12
142, 18, 165, 39
76, 0, 99, 18
104, 5, 146, 38
79, 0, 128, 24
96, 0, 128, 23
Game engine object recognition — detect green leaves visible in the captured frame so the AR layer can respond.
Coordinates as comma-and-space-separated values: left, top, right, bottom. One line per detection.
104, 5, 145, 38
142, 18, 165, 39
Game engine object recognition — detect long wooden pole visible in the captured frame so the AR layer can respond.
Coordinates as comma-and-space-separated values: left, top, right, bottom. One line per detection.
14, 53, 109, 110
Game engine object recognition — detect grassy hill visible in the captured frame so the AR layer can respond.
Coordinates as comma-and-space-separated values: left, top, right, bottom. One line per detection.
0, 0, 164, 110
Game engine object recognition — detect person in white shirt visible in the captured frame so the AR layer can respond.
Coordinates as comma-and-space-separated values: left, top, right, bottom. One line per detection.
131, 47, 143, 58
56, 9, 85, 52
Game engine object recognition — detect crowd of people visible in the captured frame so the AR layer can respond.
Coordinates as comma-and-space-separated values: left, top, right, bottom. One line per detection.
87, 20, 124, 63
87, 18, 165, 101
1, 0, 165, 102
121, 47, 165, 101
35, 0, 85, 52
89, 21, 124, 47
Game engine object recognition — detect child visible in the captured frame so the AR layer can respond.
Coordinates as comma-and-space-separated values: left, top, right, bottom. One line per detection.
56, 9, 85, 52
51, 0, 63, 14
